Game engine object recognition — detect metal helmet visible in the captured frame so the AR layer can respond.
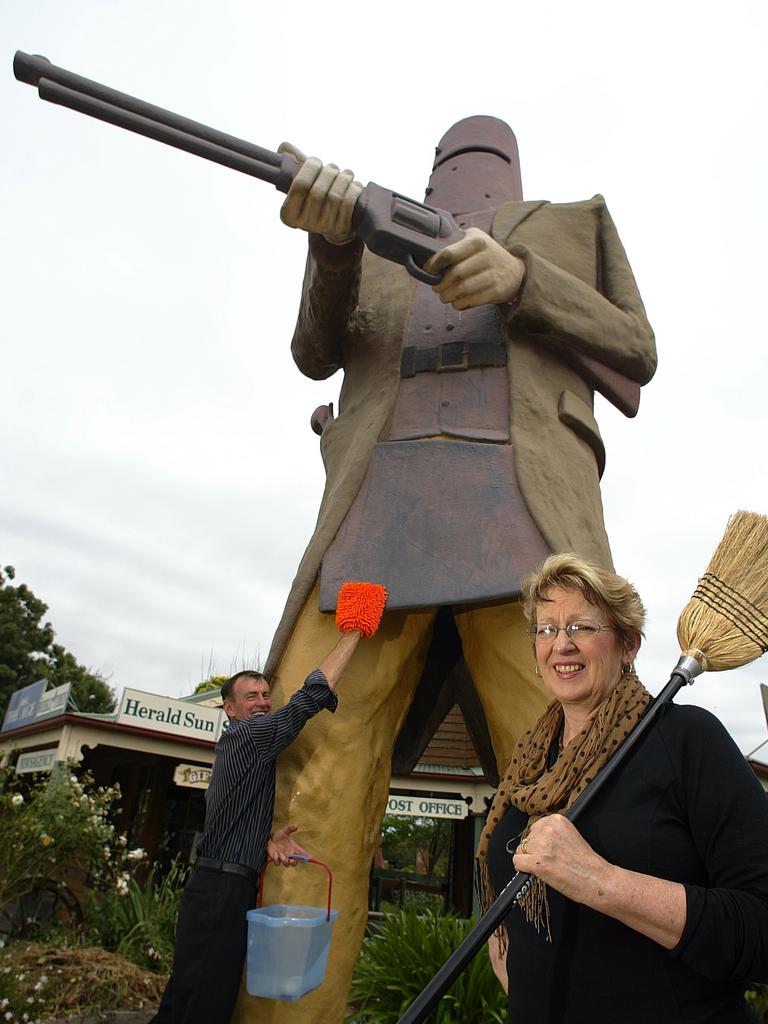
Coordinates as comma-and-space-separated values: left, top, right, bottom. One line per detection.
424, 115, 523, 215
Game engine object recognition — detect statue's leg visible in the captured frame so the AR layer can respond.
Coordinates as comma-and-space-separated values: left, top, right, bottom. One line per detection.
453, 600, 550, 777
234, 584, 438, 1024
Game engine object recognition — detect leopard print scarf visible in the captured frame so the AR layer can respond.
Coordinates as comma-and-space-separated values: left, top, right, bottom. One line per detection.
476, 673, 651, 942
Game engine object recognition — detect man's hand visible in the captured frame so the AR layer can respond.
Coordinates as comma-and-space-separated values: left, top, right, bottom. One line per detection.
424, 227, 525, 310
268, 824, 309, 866
336, 581, 388, 638
278, 142, 363, 246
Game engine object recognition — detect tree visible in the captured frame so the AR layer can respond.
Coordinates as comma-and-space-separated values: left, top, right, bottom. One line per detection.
47, 646, 116, 715
381, 815, 451, 880
0, 565, 115, 719
193, 675, 227, 695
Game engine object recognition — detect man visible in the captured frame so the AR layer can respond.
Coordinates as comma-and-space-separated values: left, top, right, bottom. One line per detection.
150, 625, 365, 1024
249, 117, 657, 1024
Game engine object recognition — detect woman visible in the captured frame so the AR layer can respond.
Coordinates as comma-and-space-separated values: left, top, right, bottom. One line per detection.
478, 553, 768, 1023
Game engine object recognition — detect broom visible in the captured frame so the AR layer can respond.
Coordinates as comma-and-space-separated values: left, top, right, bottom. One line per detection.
395, 510, 768, 1024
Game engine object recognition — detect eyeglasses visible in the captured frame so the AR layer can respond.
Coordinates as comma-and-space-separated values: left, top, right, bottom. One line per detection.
527, 619, 615, 642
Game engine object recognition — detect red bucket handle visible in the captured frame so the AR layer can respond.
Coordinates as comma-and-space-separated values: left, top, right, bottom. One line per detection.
258, 855, 334, 922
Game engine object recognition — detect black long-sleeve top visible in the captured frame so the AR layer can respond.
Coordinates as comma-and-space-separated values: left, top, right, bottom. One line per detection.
488, 703, 768, 1023
196, 669, 337, 871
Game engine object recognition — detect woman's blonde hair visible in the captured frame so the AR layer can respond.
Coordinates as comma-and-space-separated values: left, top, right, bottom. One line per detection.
522, 552, 646, 652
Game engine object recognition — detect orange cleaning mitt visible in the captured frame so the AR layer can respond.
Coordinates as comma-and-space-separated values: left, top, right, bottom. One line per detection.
336, 582, 388, 638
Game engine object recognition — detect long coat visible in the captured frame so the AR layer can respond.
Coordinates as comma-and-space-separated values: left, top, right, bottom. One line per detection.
264, 195, 657, 675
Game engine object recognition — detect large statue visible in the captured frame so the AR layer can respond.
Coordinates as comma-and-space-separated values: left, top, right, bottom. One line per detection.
242, 117, 656, 1024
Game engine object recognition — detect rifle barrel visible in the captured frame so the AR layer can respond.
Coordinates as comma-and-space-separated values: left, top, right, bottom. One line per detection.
14, 51, 294, 189
12, 50, 644, 414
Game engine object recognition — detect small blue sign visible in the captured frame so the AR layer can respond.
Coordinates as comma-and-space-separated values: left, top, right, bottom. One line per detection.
2, 679, 47, 732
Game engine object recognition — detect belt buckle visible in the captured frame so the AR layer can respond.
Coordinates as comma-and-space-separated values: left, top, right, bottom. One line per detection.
436, 342, 468, 372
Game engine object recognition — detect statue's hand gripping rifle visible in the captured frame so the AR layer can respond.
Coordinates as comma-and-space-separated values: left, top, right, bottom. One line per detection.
13, 51, 460, 288
14, 51, 640, 416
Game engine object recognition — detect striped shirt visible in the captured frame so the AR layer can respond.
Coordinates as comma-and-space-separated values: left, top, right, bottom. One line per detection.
196, 669, 337, 870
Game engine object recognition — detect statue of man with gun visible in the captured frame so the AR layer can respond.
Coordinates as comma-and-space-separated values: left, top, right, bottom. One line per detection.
257, 120, 657, 1024
15, 52, 657, 1024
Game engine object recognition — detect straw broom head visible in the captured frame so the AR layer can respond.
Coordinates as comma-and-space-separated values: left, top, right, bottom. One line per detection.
677, 510, 768, 672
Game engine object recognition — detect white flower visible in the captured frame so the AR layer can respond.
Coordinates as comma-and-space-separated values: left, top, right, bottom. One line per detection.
126, 848, 145, 861
116, 878, 129, 896
0, 998, 7, 1008
16, 972, 25, 981
4, 1010, 13, 1021
11, 794, 23, 806
117, 834, 127, 847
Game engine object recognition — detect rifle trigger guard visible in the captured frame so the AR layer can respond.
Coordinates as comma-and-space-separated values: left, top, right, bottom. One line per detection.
405, 253, 443, 286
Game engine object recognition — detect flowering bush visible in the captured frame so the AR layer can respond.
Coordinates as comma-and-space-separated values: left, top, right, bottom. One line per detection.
0, 764, 180, 1018
87, 858, 187, 974
0, 765, 144, 938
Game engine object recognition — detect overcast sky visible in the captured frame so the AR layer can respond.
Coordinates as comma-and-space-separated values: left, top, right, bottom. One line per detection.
2, 1, 767, 754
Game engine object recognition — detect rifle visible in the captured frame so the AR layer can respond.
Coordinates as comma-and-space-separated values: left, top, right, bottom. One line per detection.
13, 51, 641, 417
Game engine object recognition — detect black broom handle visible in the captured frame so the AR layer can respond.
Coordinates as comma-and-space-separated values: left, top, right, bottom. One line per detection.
394, 656, 702, 1024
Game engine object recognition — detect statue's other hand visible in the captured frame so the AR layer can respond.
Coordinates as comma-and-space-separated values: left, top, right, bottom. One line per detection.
424, 228, 526, 310
278, 142, 363, 246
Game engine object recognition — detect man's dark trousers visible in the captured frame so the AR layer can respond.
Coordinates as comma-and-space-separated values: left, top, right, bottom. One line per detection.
150, 867, 257, 1023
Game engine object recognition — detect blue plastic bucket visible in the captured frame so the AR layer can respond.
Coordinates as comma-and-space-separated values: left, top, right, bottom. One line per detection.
246, 856, 337, 1001
246, 903, 338, 1000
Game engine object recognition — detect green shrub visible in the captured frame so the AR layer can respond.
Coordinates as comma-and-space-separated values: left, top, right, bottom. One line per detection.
746, 982, 768, 1022
378, 891, 445, 917
86, 858, 187, 973
348, 908, 506, 1024
0, 766, 144, 939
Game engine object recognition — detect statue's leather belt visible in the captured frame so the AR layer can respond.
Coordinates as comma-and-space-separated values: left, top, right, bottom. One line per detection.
400, 340, 507, 377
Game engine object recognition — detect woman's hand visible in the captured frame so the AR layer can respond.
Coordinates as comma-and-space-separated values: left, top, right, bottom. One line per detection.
423, 227, 525, 310
513, 814, 687, 949
513, 814, 610, 905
